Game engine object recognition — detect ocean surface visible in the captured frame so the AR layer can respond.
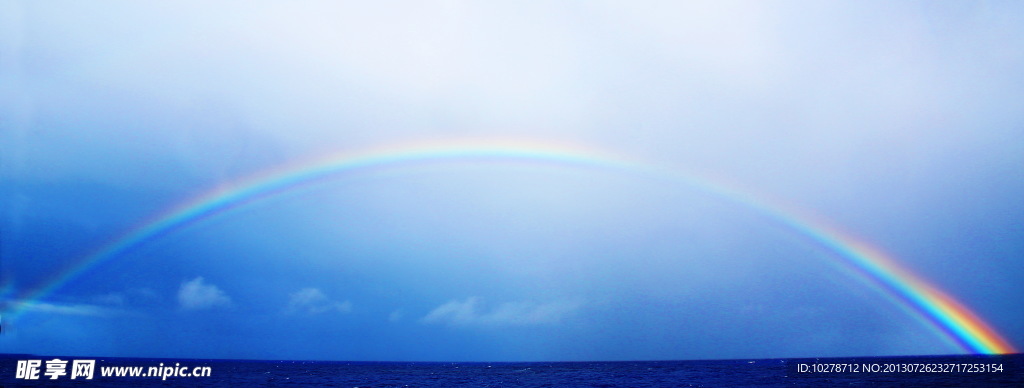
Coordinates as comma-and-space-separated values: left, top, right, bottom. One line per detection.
1, 353, 1020, 387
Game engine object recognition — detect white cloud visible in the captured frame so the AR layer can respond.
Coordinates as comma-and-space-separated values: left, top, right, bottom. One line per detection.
177, 277, 231, 310
286, 288, 352, 314
421, 297, 580, 327
15, 301, 114, 317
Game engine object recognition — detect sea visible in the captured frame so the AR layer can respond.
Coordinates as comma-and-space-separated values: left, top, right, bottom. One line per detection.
0, 353, 1020, 387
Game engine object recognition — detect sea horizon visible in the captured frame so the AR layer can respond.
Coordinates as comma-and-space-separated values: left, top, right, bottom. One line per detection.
2, 350, 1019, 364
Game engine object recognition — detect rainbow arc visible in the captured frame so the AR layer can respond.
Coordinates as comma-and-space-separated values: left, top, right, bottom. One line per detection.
4, 139, 1016, 354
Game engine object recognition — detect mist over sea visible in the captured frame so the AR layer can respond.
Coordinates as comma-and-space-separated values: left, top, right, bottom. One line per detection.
2, 353, 1020, 387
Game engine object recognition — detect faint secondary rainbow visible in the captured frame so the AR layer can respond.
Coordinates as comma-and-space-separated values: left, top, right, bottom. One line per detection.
5, 138, 1016, 354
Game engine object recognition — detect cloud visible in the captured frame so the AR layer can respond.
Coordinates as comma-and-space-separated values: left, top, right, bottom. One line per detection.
286, 288, 352, 314
14, 301, 115, 317
421, 297, 580, 327
177, 277, 231, 310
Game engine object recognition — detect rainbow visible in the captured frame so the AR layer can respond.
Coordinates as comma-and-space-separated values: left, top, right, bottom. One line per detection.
4, 138, 1016, 354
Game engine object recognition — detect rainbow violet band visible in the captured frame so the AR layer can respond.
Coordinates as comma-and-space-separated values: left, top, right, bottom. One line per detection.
5, 139, 1017, 354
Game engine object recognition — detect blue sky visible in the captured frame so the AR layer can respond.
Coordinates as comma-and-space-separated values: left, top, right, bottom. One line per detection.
1, 1, 1023, 361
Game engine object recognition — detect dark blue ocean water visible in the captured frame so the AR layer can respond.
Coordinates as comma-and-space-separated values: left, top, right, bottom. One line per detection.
1, 353, 1020, 387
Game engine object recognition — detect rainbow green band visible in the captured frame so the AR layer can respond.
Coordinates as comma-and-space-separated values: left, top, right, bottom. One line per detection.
5, 139, 1016, 354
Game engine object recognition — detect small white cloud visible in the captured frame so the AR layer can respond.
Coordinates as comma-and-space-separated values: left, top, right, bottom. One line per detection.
17, 301, 113, 317
421, 297, 580, 327
90, 288, 161, 308
286, 288, 352, 314
177, 277, 231, 310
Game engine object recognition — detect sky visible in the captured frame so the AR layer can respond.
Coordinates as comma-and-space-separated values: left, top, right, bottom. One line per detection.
1, 1, 1023, 361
